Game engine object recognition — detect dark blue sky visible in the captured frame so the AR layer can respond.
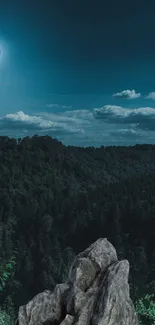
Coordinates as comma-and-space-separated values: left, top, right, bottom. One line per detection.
0, 0, 155, 146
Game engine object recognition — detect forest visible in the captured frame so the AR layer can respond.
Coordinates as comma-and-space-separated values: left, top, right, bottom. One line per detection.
0, 134, 155, 323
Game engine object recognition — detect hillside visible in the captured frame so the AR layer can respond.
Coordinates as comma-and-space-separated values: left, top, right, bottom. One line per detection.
0, 135, 155, 317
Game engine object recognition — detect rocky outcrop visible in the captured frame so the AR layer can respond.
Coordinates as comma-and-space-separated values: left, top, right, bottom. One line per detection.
16, 238, 139, 325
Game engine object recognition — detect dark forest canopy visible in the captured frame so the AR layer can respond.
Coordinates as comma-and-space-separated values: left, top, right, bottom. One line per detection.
0, 135, 155, 319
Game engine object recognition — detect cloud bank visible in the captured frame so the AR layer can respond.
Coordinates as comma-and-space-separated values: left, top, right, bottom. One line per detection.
113, 89, 141, 100
93, 105, 155, 130
0, 105, 155, 147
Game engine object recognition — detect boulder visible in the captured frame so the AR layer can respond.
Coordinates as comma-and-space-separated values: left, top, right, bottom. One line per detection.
16, 238, 139, 325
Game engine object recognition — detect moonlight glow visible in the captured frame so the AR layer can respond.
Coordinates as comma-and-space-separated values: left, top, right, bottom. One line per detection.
0, 40, 8, 67
0, 47, 4, 62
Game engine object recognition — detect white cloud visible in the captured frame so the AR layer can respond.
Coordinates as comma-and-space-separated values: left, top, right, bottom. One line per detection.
46, 104, 60, 108
2, 106, 155, 132
46, 104, 72, 109
113, 89, 141, 100
0, 110, 87, 134
113, 128, 137, 134
145, 92, 155, 100
0, 111, 60, 129
0, 105, 155, 147
94, 105, 155, 118
62, 105, 72, 109
94, 105, 155, 130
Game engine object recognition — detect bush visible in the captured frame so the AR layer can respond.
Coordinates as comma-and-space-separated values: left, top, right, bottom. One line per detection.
0, 256, 16, 292
0, 307, 15, 325
135, 293, 155, 324
0, 256, 17, 325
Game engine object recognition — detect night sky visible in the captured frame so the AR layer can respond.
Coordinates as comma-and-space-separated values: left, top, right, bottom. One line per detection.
1, 0, 155, 146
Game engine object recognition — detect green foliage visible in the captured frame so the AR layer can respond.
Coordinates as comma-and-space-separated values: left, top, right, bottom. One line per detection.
0, 307, 14, 325
0, 300, 16, 325
0, 256, 16, 325
0, 256, 16, 292
135, 294, 155, 324
1, 296, 16, 325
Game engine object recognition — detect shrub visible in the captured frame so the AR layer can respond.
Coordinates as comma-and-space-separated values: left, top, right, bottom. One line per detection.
135, 293, 155, 324
0, 256, 17, 325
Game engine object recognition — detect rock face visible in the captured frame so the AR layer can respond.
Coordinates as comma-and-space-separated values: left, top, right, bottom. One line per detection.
16, 238, 139, 325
